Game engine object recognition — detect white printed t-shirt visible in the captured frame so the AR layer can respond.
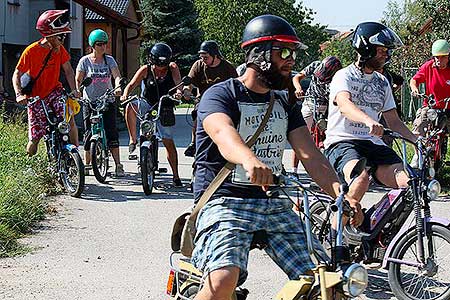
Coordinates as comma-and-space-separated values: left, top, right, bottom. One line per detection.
324, 63, 396, 148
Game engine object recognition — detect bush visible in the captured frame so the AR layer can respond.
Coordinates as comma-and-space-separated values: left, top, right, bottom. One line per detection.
0, 118, 58, 257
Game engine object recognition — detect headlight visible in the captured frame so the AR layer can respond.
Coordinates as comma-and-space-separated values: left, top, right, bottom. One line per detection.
141, 120, 153, 133
91, 116, 100, 124
342, 264, 368, 297
58, 122, 70, 134
427, 179, 441, 201
426, 109, 438, 121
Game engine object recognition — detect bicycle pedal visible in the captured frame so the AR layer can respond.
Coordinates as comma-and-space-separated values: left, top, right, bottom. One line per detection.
158, 167, 168, 173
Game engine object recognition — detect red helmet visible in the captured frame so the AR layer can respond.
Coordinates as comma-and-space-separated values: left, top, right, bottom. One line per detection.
36, 9, 72, 37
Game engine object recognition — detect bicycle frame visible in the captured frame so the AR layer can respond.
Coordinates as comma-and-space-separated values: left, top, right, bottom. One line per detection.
167, 171, 368, 300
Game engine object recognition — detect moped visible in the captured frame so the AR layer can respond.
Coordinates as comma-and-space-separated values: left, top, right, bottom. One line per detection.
121, 76, 190, 195
81, 78, 127, 183
27, 77, 92, 197
166, 161, 369, 300
416, 94, 450, 173
310, 129, 450, 300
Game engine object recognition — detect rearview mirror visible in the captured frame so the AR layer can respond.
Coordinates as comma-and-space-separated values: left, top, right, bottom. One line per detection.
81, 77, 92, 88
350, 158, 367, 180
181, 76, 191, 85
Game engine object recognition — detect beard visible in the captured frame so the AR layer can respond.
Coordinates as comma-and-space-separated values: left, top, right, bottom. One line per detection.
258, 64, 291, 90
365, 56, 386, 70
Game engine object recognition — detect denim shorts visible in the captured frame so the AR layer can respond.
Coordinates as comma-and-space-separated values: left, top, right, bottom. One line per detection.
324, 139, 402, 182
131, 98, 174, 140
191, 197, 327, 286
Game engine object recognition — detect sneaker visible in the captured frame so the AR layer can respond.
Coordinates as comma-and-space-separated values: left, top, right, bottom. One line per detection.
85, 164, 92, 176
115, 163, 125, 177
184, 143, 195, 157
128, 143, 138, 160
173, 178, 183, 187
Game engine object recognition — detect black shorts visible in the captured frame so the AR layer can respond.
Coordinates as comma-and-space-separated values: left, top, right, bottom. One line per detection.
82, 102, 119, 150
324, 139, 402, 182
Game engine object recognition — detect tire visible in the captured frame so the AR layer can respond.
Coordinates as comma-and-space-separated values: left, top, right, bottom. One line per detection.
91, 138, 108, 183
388, 224, 450, 300
59, 150, 85, 197
141, 146, 155, 195
180, 284, 199, 299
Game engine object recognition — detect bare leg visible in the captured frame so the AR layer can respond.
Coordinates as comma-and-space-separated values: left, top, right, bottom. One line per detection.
26, 140, 39, 156
85, 150, 91, 165
110, 147, 121, 166
125, 104, 138, 145
194, 267, 239, 300
375, 163, 409, 188
69, 118, 79, 146
162, 138, 179, 179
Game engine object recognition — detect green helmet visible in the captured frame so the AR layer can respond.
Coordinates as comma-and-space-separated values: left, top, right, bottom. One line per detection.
88, 29, 108, 47
432, 39, 450, 56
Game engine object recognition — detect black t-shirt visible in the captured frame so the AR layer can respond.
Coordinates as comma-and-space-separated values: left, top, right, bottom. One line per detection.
193, 78, 306, 201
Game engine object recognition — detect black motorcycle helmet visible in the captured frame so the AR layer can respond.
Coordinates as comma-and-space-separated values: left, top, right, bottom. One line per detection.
198, 40, 222, 57
240, 15, 307, 72
352, 22, 403, 62
149, 42, 172, 66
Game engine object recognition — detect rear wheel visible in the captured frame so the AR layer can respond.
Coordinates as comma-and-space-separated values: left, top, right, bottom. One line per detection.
179, 284, 199, 299
59, 150, 84, 197
91, 138, 108, 183
388, 224, 450, 300
141, 146, 155, 195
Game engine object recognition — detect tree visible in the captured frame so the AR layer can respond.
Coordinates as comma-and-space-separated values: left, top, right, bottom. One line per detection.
139, 0, 202, 74
321, 37, 355, 67
193, 0, 328, 68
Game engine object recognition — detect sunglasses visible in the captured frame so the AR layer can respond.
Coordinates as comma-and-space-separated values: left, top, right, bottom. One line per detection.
95, 42, 107, 47
272, 46, 297, 60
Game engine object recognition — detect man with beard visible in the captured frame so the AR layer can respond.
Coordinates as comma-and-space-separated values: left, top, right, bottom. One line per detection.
183, 40, 238, 157
191, 15, 342, 300
324, 22, 417, 228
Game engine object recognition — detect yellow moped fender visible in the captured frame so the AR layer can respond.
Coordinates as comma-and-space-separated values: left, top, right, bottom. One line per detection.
275, 276, 314, 300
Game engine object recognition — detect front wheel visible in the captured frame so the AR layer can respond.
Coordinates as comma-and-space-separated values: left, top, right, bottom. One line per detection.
388, 224, 450, 300
141, 146, 155, 195
59, 150, 85, 197
91, 138, 108, 183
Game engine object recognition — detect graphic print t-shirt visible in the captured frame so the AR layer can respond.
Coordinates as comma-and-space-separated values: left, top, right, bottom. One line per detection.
193, 79, 306, 201
76, 55, 118, 101
324, 64, 396, 148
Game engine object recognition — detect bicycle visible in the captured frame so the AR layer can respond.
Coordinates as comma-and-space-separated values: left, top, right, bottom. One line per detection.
310, 129, 450, 300
27, 78, 91, 197
415, 94, 450, 173
300, 95, 327, 149
81, 78, 126, 183
121, 77, 190, 195
166, 162, 369, 300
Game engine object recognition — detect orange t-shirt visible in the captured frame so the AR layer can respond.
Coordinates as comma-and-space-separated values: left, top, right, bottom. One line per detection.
16, 40, 70, 98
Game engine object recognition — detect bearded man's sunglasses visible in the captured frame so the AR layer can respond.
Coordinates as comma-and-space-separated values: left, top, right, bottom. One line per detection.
272, 46, 298, 60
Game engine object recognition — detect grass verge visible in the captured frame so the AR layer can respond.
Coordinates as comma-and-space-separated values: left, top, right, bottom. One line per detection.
0, 116, 59, 257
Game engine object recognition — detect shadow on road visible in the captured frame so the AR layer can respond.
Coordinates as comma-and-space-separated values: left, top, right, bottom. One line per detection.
82, 173, 195, 202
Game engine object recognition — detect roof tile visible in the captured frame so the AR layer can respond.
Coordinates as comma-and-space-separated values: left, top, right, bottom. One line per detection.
85, 0, 130, 21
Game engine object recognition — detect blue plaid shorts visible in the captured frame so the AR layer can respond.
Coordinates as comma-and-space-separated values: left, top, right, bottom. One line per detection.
191, 196, 326, 285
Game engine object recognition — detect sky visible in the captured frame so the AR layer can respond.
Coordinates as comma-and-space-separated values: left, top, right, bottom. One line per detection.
298, 0, 402, 32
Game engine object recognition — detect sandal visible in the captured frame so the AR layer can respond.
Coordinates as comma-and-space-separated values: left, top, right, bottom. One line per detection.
128, 143, 138, 160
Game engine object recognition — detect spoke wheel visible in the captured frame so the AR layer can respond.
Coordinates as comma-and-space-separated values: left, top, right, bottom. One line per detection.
59, 150, 84, 197
91, 139, 108, 183
388, 224, 450, 300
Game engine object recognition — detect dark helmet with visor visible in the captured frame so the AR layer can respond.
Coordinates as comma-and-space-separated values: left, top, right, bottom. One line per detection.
241, 15, 307, 72
149, 42, 172, 66
352, 22, 403, 62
